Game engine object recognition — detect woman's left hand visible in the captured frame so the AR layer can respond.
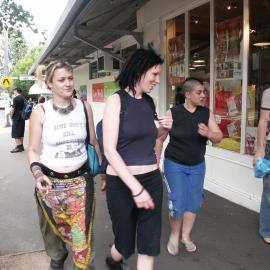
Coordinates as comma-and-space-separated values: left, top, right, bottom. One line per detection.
198, 123, 209, 138
101, 174, 106, 192
158, 116, 173, 130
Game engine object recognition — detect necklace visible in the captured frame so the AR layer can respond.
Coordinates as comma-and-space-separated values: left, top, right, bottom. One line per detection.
52, 102, 74, 115
183, 102, 196, 113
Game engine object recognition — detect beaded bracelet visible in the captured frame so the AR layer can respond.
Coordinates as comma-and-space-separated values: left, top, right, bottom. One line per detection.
30, 162, 44, 182
132, 186, 145, 197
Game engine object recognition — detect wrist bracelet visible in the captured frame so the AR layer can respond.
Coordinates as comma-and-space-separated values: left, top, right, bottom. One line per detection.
30, 162, 44, 182
30, 162, 41, 172
132, 186, 144, 197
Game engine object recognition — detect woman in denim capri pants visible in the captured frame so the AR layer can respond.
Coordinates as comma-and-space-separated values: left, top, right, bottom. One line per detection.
156, 77, 223, 255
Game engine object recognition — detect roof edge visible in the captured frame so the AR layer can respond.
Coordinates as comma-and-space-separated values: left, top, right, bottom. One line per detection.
28, 0, 92, 75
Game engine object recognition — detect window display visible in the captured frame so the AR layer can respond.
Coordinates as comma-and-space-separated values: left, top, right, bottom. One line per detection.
164, 0, 270, 156
214, 3, 243, 152
166, 14, 185, 108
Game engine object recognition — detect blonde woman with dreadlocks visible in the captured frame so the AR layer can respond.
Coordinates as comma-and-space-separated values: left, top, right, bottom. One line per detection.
28, 60, 101, 270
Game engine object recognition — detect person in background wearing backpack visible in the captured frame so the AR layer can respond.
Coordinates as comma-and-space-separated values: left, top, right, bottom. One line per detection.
10, 87, 25, 153
156, 78, 222, 256
28, 60, 102, 270
103, 48, 172, 270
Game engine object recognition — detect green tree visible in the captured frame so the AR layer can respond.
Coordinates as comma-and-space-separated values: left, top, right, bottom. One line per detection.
11, 46, 42, 99
0, 0, 37, 37
9, 30, 28, 66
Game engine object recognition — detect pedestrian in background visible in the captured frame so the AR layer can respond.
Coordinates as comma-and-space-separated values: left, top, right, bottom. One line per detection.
254, 86, 270, 245
73, 89, 78, 99
103, 48, 172, 270
2, 90, 11, 127
10, 87, 25, 153
28, 60, 101, 270
156, 77, 222, 255
38, 95, 45, 104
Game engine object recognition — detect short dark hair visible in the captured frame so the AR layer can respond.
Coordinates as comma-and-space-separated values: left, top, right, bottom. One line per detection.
116, 48, 163, 95
15, 87, 22, 94
182, 77, 203, 94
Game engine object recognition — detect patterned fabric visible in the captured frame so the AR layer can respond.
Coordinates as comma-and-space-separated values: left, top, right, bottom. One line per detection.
36, 173, 95, 270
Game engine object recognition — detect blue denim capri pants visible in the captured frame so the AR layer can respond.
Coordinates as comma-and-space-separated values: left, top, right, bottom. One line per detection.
164, 158, 205, 220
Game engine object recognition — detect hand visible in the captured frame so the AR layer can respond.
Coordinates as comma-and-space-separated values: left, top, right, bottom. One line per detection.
36, 175, 52, 193
253, 149, 265, 166
133, 188, 155, 210
101, 174, 106, 192
198, 123, 209, 138
158, 116, 173, 130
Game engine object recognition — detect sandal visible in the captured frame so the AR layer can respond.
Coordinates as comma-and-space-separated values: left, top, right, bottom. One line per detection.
263, 237, 270, 245
167, 240, 179, 256
181, 240, 197, 252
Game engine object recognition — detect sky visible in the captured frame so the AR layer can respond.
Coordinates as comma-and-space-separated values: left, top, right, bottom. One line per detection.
15, 0, 69, 46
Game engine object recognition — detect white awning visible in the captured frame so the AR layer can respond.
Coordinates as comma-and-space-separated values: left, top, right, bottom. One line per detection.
29, 82, 51, 95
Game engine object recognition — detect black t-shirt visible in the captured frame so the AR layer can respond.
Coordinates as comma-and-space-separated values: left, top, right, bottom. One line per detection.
165, 104, 210, 165
12, 95, 25, 121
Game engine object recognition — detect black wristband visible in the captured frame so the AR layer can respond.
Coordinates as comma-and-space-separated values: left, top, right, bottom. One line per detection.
30, 162, 42, 172
132, 186, 145, 197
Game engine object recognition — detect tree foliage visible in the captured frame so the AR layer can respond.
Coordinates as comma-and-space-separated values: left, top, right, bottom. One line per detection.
9, 30, 28, 66
0, 0, 37, 38
11, 46, 42, 99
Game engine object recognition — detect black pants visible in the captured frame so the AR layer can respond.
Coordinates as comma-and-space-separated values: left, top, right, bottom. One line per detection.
11, 119, 25, 138
106, 169, 163, 259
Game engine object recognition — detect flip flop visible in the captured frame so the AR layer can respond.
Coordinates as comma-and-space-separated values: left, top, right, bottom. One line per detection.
167, 240, 179, 256
181, 240, 197, 252
263, 237, 270, 245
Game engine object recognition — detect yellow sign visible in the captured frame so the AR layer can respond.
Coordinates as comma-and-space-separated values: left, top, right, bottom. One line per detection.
0, 76, 13, 89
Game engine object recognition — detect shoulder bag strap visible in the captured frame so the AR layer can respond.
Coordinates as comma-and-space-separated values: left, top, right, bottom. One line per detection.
143, 93, 158, 120
82, 100, 90, 144
115, 90, 129, 132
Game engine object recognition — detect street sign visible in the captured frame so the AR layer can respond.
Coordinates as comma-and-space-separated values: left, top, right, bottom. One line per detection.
0, 76, 13, 89
19, 75, 35, 81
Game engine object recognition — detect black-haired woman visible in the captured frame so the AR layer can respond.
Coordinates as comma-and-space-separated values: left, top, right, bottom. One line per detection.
103, 48, 172, 270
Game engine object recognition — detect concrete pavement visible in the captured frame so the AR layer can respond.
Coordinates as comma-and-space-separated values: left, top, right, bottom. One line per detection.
0, 117, 269, 270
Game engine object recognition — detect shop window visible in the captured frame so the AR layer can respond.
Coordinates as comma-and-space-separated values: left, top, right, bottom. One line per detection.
245, 0, 270, 155
89, 61, 98, 80
214, 0, 243, 152
189, 3, 210, 108
166, 14, 185, 108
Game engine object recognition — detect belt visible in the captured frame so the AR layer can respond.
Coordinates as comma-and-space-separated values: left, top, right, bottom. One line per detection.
41, 162, 88, 179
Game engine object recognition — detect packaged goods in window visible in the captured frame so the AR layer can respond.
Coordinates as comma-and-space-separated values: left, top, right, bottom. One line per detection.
226, 94, 241, 116
227, 120, 241, 138
245, 127, 257, 155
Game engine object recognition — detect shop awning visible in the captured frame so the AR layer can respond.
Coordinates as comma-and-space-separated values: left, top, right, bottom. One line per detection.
29, 0, 148, 75
29, 82, 51, 95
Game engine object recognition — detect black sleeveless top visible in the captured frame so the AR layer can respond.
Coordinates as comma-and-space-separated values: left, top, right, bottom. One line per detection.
165, 104, 210, 165
117, 93, 157, 166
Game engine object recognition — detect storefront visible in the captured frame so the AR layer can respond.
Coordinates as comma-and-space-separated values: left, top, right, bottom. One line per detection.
135, 0, 270, 212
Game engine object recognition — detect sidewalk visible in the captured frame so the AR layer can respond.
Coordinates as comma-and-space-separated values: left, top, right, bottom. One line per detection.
0, 129, 269, 270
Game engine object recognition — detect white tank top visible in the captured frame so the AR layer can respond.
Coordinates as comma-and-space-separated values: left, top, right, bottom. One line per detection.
40, 99, 87, 167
